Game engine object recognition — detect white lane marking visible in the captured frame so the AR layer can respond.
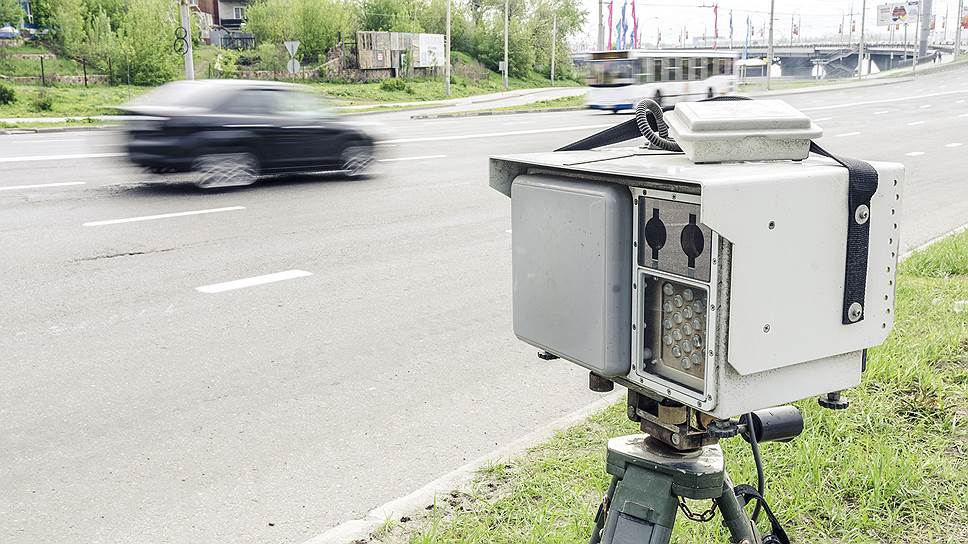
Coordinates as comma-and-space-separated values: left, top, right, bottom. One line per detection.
196, 270, 312, 294
83, 206, 245, 227
919, 104, 932, 109
376, 124, 613, 145
800, 90, 968, 112
813, 117, 833, 122
945, 142, 963, 148
835, 131, 861, 137
957, 99, 966, 104
4, 138, 86, 145
960, 113, 968, 117
0, 152, 124, 164
906, 121, 926, 126
873, 110, 890, 115
0, 181, 86, 191
905, 151, 925, 156
377, 154, 447, 163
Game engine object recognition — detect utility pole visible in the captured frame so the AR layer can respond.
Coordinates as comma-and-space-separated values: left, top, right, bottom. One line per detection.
598, 0, 604, 50
503, 0, 509, 89
551, 12, 557, 86
919, 0, 932, 57
766, 0, 775, 90
445, 0, 451, 96
857, 0, 867, 78
957, 0, 964, 58
913, 2, 922, 77
179, 0, 195, 80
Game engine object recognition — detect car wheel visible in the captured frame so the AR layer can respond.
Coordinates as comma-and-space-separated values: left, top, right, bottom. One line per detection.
193, 152, 259, 189
340, 143, 374, 178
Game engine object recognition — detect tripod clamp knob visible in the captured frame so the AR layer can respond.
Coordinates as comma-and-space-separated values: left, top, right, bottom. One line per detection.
705, 419, 740, 439
818, 391, 850, 410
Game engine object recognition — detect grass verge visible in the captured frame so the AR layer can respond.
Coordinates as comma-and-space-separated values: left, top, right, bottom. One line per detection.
0, 84, 145, 118
370, 229, 968, 544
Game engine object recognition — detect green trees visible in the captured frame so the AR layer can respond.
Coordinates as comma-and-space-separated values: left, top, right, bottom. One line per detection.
115, 0, 181, 84
245, 0, 355, 62
0, 0, 23, 25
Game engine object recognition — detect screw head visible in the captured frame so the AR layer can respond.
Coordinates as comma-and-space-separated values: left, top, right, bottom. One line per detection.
854, 204, 870, 225
848, 302, 864, 322
763, 323, 771, 333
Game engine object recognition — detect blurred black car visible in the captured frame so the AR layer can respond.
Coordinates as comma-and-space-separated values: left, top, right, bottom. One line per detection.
121, 80, 377, 188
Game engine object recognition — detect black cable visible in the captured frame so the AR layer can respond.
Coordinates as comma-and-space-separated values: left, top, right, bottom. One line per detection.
746, 412, 766, 522
633, 99, 682, 152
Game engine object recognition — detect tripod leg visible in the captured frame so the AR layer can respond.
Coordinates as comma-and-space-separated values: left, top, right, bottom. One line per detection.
589, 476, 618, 544
715, 475, 759, 544
597, 464, 678, 544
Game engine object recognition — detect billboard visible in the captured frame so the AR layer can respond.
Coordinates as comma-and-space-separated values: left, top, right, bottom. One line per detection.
877, 2, 920, 26
417, 33, 445, 68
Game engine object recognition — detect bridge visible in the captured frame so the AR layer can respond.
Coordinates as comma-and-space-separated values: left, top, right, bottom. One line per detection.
666, 42, 948, 78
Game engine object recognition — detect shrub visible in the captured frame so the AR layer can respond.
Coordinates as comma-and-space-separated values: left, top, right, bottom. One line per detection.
0, 83, 15, 105
379, 77, 410, 93
31, 92, 54, 112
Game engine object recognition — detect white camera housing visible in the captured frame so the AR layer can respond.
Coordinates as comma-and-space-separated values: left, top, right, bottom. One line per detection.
492, 149, 903, 418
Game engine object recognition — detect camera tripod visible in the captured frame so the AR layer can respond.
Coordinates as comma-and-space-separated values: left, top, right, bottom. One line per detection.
587, 386, 802, 544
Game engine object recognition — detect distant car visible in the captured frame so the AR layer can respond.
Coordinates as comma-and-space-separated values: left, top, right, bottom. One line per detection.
121, 80, 377, 188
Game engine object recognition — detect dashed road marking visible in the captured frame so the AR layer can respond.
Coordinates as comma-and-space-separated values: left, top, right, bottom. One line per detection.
0, 181, 86, 191
800, 90, 968, 112
196, 270, 313, 294
835, 131, 861, 137
873, 110, 890, 115
906, 121, 926, 126
945, 143, 963, 148
905, 151, 925, 156
919, 104, 932, 109
378, 155, 447, 162
0, 152, 125, 164
83, 206, 246, 227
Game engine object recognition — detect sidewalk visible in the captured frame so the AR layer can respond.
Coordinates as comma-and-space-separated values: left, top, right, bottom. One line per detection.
0, 87, 584, 126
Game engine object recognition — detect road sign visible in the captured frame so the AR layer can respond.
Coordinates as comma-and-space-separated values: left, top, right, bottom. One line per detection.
287, 58, 300, 74
284, 40, 300, 57
499, 60, 507, 73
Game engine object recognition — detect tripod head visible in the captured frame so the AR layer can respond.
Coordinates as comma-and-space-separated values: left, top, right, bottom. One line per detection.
625, 389, 804, 452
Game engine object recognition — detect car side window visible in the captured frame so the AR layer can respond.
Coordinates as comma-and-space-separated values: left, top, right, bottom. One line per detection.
219, 89, 277, 115
274, 90, 327, 118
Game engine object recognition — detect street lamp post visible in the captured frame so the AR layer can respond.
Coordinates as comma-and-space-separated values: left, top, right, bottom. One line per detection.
766, 0, 775, 90
445, 0, 451, 96
504, 0, 509, 89
957, 0, 965, 58
858, 0, 867, 78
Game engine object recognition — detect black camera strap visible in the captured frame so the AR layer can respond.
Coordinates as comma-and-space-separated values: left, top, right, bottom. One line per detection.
554, 111, 878, 326
733, 484, 790, 544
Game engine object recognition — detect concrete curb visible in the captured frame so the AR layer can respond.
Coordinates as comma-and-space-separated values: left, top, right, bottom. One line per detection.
0, 124, 119, 135
301, 390, 624, 544
412, 105, 586, 120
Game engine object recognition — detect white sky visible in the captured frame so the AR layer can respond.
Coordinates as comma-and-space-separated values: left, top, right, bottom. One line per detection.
577, 0, 963, 50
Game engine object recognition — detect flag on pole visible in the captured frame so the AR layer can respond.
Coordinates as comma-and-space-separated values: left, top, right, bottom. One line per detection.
631, 0, 638, 48
607, 1, 613, 49
618, 1, 628, 49
713, 4, 719, 49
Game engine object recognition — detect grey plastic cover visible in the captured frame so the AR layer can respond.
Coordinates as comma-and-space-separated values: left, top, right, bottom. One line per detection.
511, 174, 633, 376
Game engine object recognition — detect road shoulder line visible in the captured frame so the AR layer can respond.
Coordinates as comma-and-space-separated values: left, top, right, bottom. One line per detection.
301, 390, 623, 544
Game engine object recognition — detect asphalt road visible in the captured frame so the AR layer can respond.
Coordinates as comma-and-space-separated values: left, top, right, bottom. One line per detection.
2, 67, 968, 544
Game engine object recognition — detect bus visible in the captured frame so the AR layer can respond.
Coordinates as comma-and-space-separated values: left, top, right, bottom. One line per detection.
585, 50, 739, 112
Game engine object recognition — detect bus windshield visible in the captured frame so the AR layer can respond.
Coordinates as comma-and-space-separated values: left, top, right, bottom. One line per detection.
587, 60, 636, 87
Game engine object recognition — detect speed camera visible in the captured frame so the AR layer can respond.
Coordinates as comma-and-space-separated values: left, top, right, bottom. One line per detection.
490, 100, 903, 418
